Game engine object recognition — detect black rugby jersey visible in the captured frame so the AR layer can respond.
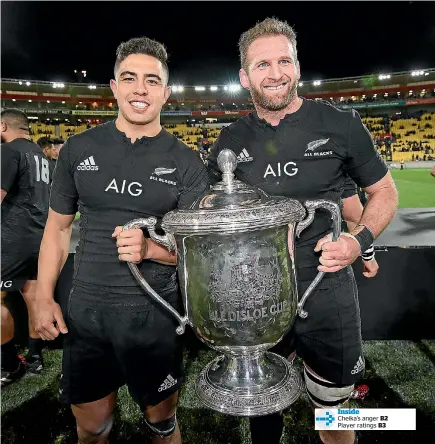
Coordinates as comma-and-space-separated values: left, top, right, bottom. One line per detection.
48, 158, 57, 183
50, 121, 210, 294
207, 99, 388, 280
1, 138, 51, 253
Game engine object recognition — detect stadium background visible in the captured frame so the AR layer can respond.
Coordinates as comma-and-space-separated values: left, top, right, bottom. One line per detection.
1, 69, 435, 442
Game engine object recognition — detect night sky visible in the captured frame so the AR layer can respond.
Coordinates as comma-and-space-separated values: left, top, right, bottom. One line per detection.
2, 1, 435, 86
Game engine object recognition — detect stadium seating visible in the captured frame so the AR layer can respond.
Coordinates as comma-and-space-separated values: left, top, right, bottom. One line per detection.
29, 112, 434, 163
29, 123, 56, 141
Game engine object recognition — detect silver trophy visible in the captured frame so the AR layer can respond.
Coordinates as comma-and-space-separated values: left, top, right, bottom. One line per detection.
123, 149, 341, 416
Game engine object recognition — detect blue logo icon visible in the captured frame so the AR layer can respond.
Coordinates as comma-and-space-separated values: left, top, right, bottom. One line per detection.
315, 409, 336, 428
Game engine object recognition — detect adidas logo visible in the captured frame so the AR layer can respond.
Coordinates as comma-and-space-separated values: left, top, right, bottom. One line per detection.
351, 356, 365, 375
236, 148, 253, 163
158, 374, 178, 392
77, 156, 99, 171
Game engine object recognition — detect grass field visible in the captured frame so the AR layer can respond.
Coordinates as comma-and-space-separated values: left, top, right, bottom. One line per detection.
1, 338, 434, 443
390, 168, 435, 208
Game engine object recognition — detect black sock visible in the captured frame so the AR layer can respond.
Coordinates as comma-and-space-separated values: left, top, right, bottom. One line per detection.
1, 339, 20, 372
27, 337, 44, 358
249, 412, 284, 444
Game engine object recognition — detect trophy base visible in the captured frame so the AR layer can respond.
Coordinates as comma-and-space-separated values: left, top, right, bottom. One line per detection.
195, 351, 303, 416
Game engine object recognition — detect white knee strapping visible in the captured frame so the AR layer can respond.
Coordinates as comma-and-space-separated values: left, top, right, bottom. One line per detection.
304, 365, 354, 408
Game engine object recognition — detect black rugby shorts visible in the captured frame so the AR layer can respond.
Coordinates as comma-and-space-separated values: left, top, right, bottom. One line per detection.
273, 266, 364, 386
59, 285, 185, 409
1, 251, 39, 291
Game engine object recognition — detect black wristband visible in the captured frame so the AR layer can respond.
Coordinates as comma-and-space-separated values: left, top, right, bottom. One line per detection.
353, 226, 374, 253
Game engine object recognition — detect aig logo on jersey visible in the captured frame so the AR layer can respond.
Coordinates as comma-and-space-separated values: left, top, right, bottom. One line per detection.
77, 156, 99, 171
304, 138, 333, 157
105, 179, 143, 196
264, 162, 298, 178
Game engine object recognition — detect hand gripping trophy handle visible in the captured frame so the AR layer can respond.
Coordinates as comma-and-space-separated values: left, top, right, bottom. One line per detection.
295, 200, 342, 319
122, 218, 188, 335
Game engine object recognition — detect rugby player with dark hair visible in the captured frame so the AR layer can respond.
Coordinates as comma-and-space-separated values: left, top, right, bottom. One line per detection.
37, 136, 58, 179
33, 36, 209, 443
1, 109, 50, 385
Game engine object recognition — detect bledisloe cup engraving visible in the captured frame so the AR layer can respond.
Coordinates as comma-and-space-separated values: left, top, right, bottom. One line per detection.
208, 246, 284, 325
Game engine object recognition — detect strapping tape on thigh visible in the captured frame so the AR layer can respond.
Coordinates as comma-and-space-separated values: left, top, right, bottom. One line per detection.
304, 366, 355, 408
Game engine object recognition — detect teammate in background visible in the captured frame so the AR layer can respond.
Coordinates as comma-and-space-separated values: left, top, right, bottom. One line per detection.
52, 137, 64, 159
33, 37, 209, 444
37, 136, 58, 179
207, 17, 398, 444
400, 159, 404, 170
1, 109, 50, 386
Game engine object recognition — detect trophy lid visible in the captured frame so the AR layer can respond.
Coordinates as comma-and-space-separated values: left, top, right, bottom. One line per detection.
161, 149, 306, 235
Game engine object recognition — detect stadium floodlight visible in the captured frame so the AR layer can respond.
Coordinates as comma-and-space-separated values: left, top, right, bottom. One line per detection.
18, 81, 23, 85
227, 84, 241, 92
299, 82, 304, 87
52, 82, 65, 88
210, 86, 218, 91
378, 74, 391, 80
88, 85, 97, 89
171, 85, 184, 93
313, 80, 321, 86
26, 81, 31, 86
12, 99, 16, 102
411, 70, 425, 76
194, 86, 206, 91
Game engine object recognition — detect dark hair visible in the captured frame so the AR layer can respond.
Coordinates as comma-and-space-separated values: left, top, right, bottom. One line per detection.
37, 136, 54, 149
238, 17, 298, 71
1, 108, 30, 132
114, 36, 169, 83
52, 138, 64, 145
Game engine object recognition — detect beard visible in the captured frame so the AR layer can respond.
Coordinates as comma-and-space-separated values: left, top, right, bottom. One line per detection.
250, 78, 298, 111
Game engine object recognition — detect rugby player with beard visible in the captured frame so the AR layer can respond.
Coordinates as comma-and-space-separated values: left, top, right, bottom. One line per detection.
206, 17, 397, 444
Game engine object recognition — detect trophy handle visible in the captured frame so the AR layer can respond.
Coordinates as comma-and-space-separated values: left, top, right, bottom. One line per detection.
294, 200, 341, 319
122, 218, 188, 335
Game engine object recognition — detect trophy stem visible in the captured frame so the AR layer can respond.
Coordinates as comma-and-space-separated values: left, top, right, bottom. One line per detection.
195, 351, 303, 417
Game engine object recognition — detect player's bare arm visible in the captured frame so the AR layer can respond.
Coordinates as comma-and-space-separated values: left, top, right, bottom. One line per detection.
34, 209, 75, 340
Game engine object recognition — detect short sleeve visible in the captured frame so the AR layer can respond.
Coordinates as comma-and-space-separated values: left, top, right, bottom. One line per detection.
343, 110, 388, 188
1, 144, 20, 192
49, 139, 79, 214
178, 152, 210, 209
